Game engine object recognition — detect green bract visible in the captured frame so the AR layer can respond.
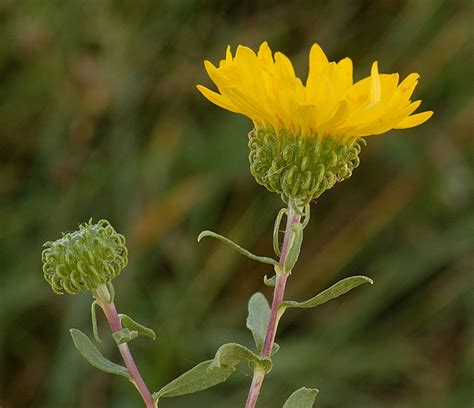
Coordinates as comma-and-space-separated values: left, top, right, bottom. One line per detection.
248, 127, 364, 205
41, 220, 128, 294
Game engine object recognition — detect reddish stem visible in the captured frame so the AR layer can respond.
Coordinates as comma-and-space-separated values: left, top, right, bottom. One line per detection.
245, 205, 301, 408
95, 285, 156, 408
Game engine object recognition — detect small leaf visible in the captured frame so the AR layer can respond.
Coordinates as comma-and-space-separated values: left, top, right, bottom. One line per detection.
301, 203, 311, 228
119, 314, 156, 340
154, 360, 235, 401
112, 328, 139, 345
283, 223, 304, 273
198, 230, 278, 267
210, 343, 272, 374
264, 274, 277, 287
273, 208, 288, 257
106, 281, 115, 303
70, 329, 130, 379
247, 293, 270, 352
280, 276, 373, 314
283, 387, 319, 407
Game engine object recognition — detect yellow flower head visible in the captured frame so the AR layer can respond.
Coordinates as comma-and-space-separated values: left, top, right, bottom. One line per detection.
197, 42, 433, 205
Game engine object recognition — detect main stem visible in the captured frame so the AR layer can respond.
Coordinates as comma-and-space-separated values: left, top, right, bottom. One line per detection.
95, 285, 156, 408
245, 204, 301, 408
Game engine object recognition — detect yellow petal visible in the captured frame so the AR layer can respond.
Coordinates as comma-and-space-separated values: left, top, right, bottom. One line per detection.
204, 60, 229, 89
319, 100, 348, 132
394, 111, 433, 129
309, 43, 329, 72
274, 52, 297, 79
226, 45, 233, 62
196, 85, 238, 112
396, 73, 420, 100
307, 44, 329, 91
235, 45, 258, 63
224, 86, 276, 125
370, 61, 381, 104
336, 57, 353, 90
258, 41, 274, 69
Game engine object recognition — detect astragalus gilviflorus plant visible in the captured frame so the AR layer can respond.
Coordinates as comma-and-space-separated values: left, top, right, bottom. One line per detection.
41, 42, 432, 407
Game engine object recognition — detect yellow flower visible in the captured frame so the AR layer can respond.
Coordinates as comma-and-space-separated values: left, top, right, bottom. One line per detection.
197, 42, 433, 205
197, 42, 432, 142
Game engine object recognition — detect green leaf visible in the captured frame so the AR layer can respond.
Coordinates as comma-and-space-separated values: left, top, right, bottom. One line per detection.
154, 360, 235, 401
283, 387, 319, 407
119, 314, 156, 340
210, 343, 272, 374
69, 329, 130, 379
283, 223, 304, 273
273, 208, 288, 257
112, 328, 139, 345
279, 276, 373, 314
198, 230, 278, 267
247, 293, 270, 352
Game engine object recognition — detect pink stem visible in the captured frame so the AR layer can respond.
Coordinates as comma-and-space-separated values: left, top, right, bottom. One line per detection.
95, 286, 156, 408
245, 204, 301, 408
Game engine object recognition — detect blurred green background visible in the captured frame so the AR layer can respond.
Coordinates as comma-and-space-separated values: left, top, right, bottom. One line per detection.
1, 0, 473, 407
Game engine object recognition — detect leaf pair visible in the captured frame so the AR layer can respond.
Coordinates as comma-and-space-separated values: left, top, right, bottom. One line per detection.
71, 309, 156, 381
71, 328, 319, 407
70, 314, 157, 379
91, 300, 156, 344
155, 342, 271, 403
245, 275, 373, 407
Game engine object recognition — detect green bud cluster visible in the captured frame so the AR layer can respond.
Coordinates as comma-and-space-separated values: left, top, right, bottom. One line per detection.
41, 219, 128, 294
248, 127, 364, 205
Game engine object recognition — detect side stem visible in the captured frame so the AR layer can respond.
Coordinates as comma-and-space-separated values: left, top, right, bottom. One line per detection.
245, 204, 301, 408
95, 285, 156, 408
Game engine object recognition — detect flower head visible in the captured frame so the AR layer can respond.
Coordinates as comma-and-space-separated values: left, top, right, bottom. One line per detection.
42, 219, 128, 294
197, 42, 433, 204
198, 42, 432, 141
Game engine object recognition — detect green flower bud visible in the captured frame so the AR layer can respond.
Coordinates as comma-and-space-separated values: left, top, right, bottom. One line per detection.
41, 219, 128, 294
248, 127, 364, 205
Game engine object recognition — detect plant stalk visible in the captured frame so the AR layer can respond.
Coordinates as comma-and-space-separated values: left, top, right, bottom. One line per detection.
245, 204, 302, 408
95, 285, 156, 408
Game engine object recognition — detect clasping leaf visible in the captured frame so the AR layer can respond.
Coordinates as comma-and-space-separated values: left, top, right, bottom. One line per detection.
210, 343, 272, 374
246, 292, 279, 355
119, 314, 156, 340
